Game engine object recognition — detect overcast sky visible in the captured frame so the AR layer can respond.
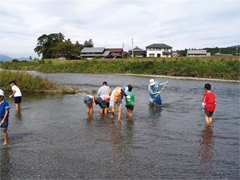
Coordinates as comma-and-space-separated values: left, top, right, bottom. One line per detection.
0, 0, 239, 58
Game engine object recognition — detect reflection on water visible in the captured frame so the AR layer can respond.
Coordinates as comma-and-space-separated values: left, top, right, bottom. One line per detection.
85, 118, 135, 156
111, 121, 124, 154
15, 111, 22, 120
0, 147, 11, 179
198, 126, 215, 173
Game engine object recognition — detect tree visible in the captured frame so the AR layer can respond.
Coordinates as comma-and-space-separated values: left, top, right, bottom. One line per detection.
52, 40, 81, 60
76, 41, 84, 52
84, 39, 94, 47
34, 33, 65, 59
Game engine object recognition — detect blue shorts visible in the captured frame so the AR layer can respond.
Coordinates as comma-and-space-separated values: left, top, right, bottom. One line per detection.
84, 96, 92, 104
110, 99, 122, 107
0, 116, 9, 131
14, 96, 22, 103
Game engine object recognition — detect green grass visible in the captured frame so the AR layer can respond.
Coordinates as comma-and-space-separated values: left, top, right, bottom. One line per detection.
1, 56, 239, 80
0, 71, 77, 94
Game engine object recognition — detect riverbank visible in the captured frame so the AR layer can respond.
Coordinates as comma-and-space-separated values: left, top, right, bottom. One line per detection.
1, 56, 239, 80
0, 70, 96, 94
121, 73, 240, 83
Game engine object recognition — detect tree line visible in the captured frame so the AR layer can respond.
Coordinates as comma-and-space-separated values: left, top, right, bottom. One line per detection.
34, 33, 94, 59
177, 46, 239, 56
34, 32, 239, 60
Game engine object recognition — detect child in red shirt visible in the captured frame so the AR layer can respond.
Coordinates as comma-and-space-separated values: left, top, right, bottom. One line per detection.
202, 84, 216, 125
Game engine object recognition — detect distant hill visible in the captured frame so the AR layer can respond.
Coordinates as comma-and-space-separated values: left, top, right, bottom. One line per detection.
0, 54, 12, 62
0, 54, 31, 62
228, 45, 240, 48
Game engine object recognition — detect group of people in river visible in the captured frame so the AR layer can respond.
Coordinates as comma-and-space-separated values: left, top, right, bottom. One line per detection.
84, 81, 135, 120
84, 79, 216, 126
0, 78, 216, 146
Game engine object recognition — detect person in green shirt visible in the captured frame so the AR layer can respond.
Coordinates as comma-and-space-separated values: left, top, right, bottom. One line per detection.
124, 85, 135, 118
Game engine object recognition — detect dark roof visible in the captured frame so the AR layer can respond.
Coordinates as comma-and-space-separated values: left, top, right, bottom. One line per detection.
81, 47, 105, 53
129, 46, 146, 52
146, 44, 172, 49
80, 51, 110, 57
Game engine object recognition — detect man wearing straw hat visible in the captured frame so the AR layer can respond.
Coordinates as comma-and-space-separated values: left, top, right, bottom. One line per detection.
148, 79, 168, 107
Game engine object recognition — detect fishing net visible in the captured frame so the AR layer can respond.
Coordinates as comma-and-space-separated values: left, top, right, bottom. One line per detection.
153, 94, 162, 105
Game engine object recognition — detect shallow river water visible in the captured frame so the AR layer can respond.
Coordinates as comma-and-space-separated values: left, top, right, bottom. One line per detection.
0, 73, 239, 179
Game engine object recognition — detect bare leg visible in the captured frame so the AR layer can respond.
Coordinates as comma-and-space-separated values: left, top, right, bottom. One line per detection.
207, 116, 213, 125
126, 109, 130, 118
104, 108, 108, 115
150, 102, 154, 107
100, 108, 103, 115
85, 103, 93, 114
205, 114, 212, 125
111, 102, 116, 118
89, 104, 93, 115
16, 103, 21, 111
129, 110, 133, 118
118, 105, 122, 121
3, 131, 8, 145
85, 104, 90, 114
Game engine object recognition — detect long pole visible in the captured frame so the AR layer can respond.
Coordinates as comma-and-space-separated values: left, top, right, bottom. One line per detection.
132, 38, 133, 59
122, 43, 124, 58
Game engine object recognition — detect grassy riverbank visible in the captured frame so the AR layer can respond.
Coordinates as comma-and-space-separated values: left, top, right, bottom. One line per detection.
0, 71, 79, 94
1, 56, 239, 80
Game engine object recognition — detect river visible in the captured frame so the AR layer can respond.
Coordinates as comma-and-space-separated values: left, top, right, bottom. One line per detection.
0, 73, 239, 179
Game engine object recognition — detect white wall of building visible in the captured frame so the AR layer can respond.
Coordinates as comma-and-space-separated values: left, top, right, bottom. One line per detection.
146, 48, 172, 58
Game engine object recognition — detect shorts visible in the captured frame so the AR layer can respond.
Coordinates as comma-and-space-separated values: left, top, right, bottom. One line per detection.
84, 96, 92, 104
14, 96, 22, 103
110, 99, 122, 107
96, 97, 107, 108
204, 109, 214, 117
125, 105, 134, 111
0, 116, 9, 132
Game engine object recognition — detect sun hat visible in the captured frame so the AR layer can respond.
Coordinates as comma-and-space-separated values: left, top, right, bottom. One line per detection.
149, 79, 155, 86
0, 89, 4, 97
8, 80, 16, 84
121, 85, 129, 95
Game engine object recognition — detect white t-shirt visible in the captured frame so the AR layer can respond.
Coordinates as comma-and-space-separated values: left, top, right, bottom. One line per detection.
97, 85, 110, 96
12, 85, 22, 97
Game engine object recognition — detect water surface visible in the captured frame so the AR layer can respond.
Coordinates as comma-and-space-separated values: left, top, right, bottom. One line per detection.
0, 73, 239, 179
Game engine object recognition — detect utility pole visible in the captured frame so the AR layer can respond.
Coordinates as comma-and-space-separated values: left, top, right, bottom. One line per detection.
122, 43, 124, 59
132, 38, 133, 59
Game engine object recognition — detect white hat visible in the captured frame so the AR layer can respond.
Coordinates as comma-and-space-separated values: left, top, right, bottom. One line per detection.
149, 79, 155, 86
0, 89, 4, 97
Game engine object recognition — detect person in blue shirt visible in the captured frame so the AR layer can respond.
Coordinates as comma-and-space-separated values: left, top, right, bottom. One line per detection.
148, 79, 167, 107
0, 89, 10, 145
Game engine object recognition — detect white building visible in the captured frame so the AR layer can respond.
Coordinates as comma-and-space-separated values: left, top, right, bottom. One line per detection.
146, 44, 172, 58
187, 50, 211, 57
